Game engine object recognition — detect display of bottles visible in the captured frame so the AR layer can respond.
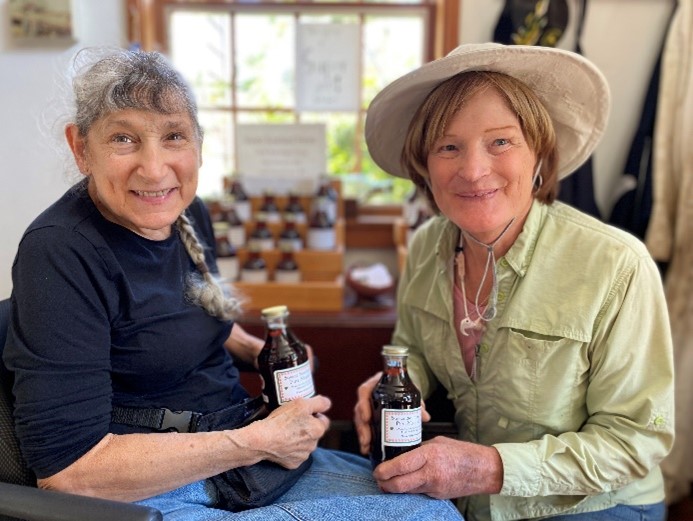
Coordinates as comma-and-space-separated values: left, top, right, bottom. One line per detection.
315, 176, 338, 224
406, 208, 430, 247
283, 192, 307, 224
213, 222, 239, 282
227, 177, 251, 222
307, 197, 336, 250
248, 213, 275, 251
258, 192, 282, 223
274, 244, 301, 283
239, 243, 268, 283
370, 345, 422, 468
258, 305, 315, 410
223, 205, 246, 247
278, 216, 303, 252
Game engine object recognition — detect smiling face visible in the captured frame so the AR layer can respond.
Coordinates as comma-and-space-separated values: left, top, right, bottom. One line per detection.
426, 87, 537, 242
66, 108, 201, 240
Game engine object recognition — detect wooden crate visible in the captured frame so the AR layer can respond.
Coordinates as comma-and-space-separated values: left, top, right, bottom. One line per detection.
234, 276, 344, 312
236, 247, 343, 282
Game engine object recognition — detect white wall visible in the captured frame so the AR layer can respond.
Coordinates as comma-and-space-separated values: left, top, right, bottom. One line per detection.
460, 0, 676, 216
0, 0, 126, 298
0, 0, 677, 298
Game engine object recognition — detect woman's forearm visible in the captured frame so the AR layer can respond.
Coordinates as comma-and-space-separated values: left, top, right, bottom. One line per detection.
38, 427, 263, 502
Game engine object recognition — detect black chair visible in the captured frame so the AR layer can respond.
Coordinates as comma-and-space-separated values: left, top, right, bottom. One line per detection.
0, 298, 163, 521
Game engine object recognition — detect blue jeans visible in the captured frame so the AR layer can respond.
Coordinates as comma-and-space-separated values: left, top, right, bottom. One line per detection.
136, 448, 464, 520
546, 502, 666, 520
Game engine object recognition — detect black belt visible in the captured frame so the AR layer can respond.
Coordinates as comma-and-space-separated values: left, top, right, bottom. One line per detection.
111, 406, 203, 433
111, 396, 266, 434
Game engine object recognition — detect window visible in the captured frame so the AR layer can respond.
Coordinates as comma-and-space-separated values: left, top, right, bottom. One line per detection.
127, 0, 457, 203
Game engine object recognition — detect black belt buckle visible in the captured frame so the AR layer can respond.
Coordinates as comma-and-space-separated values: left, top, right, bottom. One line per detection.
160, 409, 196, 433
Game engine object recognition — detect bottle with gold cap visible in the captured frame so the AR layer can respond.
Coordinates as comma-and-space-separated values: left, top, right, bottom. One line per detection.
370, 345, 422, 467
258, 305, 315, 410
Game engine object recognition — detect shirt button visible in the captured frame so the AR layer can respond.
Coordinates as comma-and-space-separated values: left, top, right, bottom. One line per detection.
653, 416, 665, 427
480, 343, 490, 353
497, 292, 506, 302
500, 258, 509, 268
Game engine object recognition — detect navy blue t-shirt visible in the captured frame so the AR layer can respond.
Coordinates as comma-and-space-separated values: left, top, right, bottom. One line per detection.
3, 180, 248, 478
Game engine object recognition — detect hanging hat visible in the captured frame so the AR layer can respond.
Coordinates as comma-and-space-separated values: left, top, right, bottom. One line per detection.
365, 42, 610, 180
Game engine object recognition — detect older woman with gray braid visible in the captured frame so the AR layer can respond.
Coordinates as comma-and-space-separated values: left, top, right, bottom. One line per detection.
3, 48, 463, 521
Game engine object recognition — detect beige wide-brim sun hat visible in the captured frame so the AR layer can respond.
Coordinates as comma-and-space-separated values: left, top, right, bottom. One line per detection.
365, 42, 611, 180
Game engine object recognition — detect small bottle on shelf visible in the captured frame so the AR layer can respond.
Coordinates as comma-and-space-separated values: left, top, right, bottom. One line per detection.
224, 205, 246, 247
227, 177, 251, 222
314, 176, 338, 224
274, 243, 301, 284
258, 191, 282, 223
258, 305, 315, 410
213, 222, 239, 282
283, 192, 307, 224
248, 213, 275, 251
278, 215, 303, 252
307, 197, 336, 251
239, 243, 268, 283
406, 208, 430, 247
370, 345, 422, 468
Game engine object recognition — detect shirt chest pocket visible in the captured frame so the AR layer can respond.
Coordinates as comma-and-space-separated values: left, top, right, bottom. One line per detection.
488, 328, 590, 434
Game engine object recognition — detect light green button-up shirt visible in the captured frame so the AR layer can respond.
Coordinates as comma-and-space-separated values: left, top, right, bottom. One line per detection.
394, 200, 674, 521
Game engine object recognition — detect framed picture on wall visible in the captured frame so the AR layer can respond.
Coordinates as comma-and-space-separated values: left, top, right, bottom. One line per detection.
8, 0, 75, 47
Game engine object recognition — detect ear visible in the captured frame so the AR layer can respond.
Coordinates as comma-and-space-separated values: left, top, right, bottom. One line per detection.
65, 124, 90, 175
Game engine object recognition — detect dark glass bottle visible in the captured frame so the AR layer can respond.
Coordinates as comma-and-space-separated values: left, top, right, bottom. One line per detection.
370, 345, 422, 468
258, 305, 315, 410
307, 197, 336, 250
278, 216, 303, 252
274, 243, 301, 283
258, 192, 281, 223
224, 205, 246, 246
248, 213, 275, 251
283, 192, 307, 224
315, 176, 338, 224
227, 178, 251, 222
406, 208, 430, 247
240, 243, 268, 283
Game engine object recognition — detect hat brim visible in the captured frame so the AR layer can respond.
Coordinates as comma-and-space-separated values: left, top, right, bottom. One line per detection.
365, 43, 610, 180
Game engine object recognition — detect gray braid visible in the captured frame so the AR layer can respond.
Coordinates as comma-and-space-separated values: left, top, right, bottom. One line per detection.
176, 213, 244, 320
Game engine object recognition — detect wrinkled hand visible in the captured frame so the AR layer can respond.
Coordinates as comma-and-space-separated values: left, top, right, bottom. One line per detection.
373, 437, 503, 499
354, 372, 430, 456
247, 395, 331, 469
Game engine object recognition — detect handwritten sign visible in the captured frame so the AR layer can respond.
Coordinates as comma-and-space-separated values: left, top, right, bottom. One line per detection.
296, 23, 360, 111
236, 123, 326, 195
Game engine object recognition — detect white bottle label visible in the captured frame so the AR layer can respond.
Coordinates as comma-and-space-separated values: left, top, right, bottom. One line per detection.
217, 257, 239, 282
234, 201, 252, 222
240, 269, 268, 283
249, 237, 275, 251
273, 360, 315, 404
228, 226, 246, 246
307, 229, 336, 250
274, 270, 301, 283
381, 407, 422, 446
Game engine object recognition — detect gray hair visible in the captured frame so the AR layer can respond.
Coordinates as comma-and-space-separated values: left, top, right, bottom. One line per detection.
69, 48, 242, 320
71, 47, 203, 141
177, 214, 244, 321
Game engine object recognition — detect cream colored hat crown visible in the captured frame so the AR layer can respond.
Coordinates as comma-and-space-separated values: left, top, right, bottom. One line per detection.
365, 42, 610, 180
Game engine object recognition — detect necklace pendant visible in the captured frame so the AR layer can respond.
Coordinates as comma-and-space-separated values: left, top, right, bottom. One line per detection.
459, 317, 477, 336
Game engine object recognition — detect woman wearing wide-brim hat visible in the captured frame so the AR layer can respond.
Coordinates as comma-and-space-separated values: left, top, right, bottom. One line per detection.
354, 42, 674, 521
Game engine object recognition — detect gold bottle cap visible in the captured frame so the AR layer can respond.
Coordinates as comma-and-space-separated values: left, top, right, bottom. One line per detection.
382, 345, 408, 356
261, 305, 289, 318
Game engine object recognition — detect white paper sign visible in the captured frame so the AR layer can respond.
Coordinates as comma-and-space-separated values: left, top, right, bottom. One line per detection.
236, 123, 326, 195
296, 23, 360, 111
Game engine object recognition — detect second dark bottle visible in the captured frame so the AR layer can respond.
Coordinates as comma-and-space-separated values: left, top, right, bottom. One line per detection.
370, 345, 422, 467
258, 305, 315, 410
